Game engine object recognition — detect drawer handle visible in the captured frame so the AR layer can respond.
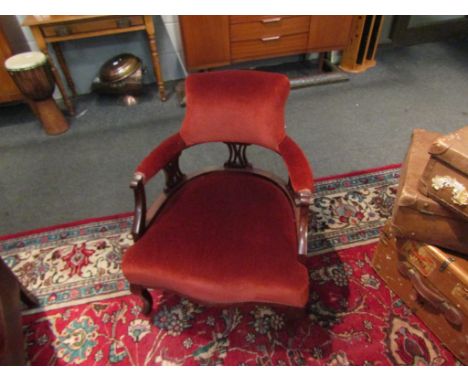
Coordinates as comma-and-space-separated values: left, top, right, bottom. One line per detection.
261, 17, 282, 24
261, 36, 281, 42
55, 25, 70, 37
116, 18, 131, 28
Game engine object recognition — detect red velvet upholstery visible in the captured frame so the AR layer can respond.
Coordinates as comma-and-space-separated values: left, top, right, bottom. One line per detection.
180, 70, 289, 151
135, 133, 186, 183
124, 70, 314, 310
122, 172, 309, 307
278, 136, 314, 192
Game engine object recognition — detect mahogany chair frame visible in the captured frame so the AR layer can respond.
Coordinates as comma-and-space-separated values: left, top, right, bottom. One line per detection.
128, 142, 313, 315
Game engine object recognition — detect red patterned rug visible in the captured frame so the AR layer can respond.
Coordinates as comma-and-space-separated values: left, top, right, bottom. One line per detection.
0, 164, 460, 365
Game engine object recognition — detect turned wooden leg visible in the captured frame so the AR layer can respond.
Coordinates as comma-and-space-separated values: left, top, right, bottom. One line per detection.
39, 49, 75, 116
318, 52, 327, 73
175, 80, 186, 106
144, 16, 166, 101
20, 285, 39, 309
130, 284, 153, 315
47, 56, 75, 116
52, 42, 77, 97
284, 306, 308, 322
30, 25, 75, 115
283, 306, 308, 336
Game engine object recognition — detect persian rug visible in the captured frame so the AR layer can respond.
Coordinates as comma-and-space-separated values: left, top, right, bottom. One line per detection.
0, 164, 460, 365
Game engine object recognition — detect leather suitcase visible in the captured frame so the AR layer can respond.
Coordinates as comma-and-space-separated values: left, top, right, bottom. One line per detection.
372, 222, 468, 364
419, 126, 468, 221
391, 128, 468, 254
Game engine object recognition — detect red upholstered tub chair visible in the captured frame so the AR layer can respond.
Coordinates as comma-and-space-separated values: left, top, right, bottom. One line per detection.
122, 70, 314, 314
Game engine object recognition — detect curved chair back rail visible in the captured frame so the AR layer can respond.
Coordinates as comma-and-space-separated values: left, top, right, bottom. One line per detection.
135, 133, 313, 192
131, 141, 312, 253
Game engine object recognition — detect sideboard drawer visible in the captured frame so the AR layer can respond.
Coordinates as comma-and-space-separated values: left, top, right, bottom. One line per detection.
231, 33, 309, 62
230, 16, 310, 42
230, 15, 293, 24
41, 16, 145, 38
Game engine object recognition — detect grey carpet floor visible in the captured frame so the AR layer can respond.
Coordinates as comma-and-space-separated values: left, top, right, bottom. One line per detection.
1, 39, 467, 235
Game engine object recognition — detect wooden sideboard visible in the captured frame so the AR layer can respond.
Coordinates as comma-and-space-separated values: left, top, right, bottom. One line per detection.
180, 16, 354, 72
0, 25, 22, 103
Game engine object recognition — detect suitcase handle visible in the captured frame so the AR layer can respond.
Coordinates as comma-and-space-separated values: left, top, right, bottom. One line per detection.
398, 261, 463, 327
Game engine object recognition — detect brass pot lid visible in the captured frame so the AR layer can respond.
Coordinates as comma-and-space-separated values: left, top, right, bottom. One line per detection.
99, 53, 142, 83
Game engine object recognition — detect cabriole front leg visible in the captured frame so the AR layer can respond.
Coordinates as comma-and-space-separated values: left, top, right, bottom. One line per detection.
130, 284, 153, 315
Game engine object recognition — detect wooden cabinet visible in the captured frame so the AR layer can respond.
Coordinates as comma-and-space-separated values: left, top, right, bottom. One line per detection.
308, 16, 354, 50
0, 26, 22, 103
179, 16, 230, 70
180, 16, 354, 72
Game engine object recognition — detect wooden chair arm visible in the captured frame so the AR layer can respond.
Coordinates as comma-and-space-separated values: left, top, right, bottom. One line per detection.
135, 133, 186, 185
130, 173, 147, 241
131, 153, 186, 241
295, 189, 313, 256
278, 136, 314, 194
130, 134, 188, 241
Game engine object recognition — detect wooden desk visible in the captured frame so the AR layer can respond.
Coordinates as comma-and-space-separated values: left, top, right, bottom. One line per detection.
23, 15, 166, 115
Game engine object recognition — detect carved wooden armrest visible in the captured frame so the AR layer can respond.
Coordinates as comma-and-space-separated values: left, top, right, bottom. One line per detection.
131, 154, 186, 241
130, 173, 147, 241
131, 134, 187, 242
295, 189, 313, 256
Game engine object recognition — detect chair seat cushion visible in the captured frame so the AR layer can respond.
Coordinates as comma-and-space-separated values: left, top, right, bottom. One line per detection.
122, 171, 309, 308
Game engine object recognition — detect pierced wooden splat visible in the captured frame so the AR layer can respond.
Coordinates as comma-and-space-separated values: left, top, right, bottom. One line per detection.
163, 154, 186, 192
224, 142, 252, 169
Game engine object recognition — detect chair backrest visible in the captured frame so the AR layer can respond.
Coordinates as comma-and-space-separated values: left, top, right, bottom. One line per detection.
134, 69, 313, 193
180, 70, 290, 151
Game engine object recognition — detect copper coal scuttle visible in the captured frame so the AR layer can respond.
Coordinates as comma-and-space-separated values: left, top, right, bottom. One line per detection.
92, 53, 145, 106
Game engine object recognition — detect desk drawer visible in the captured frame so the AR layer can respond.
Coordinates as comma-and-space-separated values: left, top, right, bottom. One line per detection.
41, 16, 145, 38
230, 16, 310, 42
231, 33, 309, 62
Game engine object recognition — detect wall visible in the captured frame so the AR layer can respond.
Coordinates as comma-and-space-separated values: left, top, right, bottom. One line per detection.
408, 15, 464, 28
11, 15, 186, 95
380, 16, 394, 44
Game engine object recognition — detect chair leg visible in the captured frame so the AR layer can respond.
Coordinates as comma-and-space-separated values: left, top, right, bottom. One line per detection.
283, 306, 308, 336
20, 286, 39, 309
130, 284, 153, 315
284, 306, 307, 322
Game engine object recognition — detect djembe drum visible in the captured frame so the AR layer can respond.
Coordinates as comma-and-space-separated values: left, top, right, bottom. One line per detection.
5, 51, 69, 135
